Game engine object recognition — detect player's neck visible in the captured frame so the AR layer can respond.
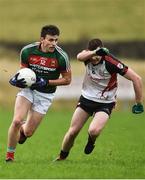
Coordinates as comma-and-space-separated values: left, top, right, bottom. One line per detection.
40, 45, 49, 53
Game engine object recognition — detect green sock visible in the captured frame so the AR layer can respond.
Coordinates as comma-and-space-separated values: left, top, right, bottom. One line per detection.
7, 147, 15, 153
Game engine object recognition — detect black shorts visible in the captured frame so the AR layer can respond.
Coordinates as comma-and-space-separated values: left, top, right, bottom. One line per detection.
77, 95, 115, 116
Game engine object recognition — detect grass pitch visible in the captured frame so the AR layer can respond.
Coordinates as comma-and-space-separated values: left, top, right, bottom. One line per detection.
0, 106, 145, 179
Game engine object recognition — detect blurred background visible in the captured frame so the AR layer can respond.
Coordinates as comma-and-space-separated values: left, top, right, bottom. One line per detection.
0, 0, 144, 110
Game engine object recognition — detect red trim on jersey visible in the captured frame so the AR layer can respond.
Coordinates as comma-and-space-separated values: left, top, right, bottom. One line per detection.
102, 73, 117, 96
20, 63, 28, 68
105, 56, 119, 66
105, 55, 128, 75
122, 66, 128, 74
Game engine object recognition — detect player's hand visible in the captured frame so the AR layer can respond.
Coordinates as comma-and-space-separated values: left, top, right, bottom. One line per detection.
30, 77, 47, 90
9, 73, 27, 88
95, 47, 109, 56
132, 103, 144, 114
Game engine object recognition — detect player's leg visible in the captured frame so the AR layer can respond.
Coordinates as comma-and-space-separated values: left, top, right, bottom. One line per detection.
6, 96, 32, 162
62, 107, 89, 151
19, 109, 44, 143
84, 111, 109, 154
19, 91, 54, 144
56, 107, 90, 160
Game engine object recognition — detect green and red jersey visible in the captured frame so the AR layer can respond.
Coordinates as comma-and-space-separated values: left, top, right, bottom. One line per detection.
20, 42, 70, 93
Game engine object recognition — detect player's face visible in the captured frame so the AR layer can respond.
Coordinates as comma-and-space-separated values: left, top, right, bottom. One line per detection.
90, 56, 101, 64
40, 34, 59, 53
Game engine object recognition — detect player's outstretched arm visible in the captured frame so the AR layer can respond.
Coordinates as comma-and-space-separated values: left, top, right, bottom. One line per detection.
124, 68, 144, 114
77, 47, 109, 62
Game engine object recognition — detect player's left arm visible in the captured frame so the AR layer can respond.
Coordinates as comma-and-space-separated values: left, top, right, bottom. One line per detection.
124, 68, 143, 104
105, 55, 143, 103
49, 50, 72, 86
124, 68, 144, 113
49, 70, 71, 86
105, 54, 144, 114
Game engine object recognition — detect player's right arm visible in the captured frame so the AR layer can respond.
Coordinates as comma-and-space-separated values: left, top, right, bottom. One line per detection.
77, 48, 109, 62
20, 46, 30, 68
77, 50, 96, 61
9, 47, 30, 88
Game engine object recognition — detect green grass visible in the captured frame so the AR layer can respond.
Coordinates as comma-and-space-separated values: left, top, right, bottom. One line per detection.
0, 0, 144, 42
0, 106, 145, 178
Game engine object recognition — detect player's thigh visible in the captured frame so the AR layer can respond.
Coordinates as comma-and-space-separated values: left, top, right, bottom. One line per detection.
24, 109, 44, 132
70, 107, 90, 132
13, 95, 32, 120
89, 111, 109, 131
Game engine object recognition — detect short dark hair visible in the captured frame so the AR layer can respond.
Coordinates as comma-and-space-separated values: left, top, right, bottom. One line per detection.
88, 38, 103, 50
41, 25, 60, 38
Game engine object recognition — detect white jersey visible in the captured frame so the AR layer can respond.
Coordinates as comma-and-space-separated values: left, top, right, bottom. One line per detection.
81, 54, 128, 103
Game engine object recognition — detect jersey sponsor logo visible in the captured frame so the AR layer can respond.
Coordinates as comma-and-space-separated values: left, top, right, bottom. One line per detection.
98, 69, 109, 77
29, 55, 58, 68
30, 64, 56, 72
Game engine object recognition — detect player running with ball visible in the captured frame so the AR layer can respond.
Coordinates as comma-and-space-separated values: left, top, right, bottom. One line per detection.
6, 25, 71, 162
55, 38, 144, 161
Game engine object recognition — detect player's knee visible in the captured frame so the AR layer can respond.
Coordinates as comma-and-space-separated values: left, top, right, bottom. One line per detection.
24, 129, 33, 137
88, 127, 101, 136
68, 128, 79, 138
12, 119, 22, 129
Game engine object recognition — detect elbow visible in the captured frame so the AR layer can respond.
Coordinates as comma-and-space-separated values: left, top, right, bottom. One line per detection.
65, 80, 71, 85
77, 54, 84, 61
64, 77, 71, 85
132, 74, 142, 84
138, 75, 142, 82
135, 75, 142, 82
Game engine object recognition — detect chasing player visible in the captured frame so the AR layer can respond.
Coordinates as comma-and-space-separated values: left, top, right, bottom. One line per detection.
55, 38, 144, 160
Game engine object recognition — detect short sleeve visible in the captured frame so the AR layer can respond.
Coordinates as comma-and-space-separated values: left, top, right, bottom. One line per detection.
59, 54, 71, 72
20, 48, 29, 67
105, 55, 128, 76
